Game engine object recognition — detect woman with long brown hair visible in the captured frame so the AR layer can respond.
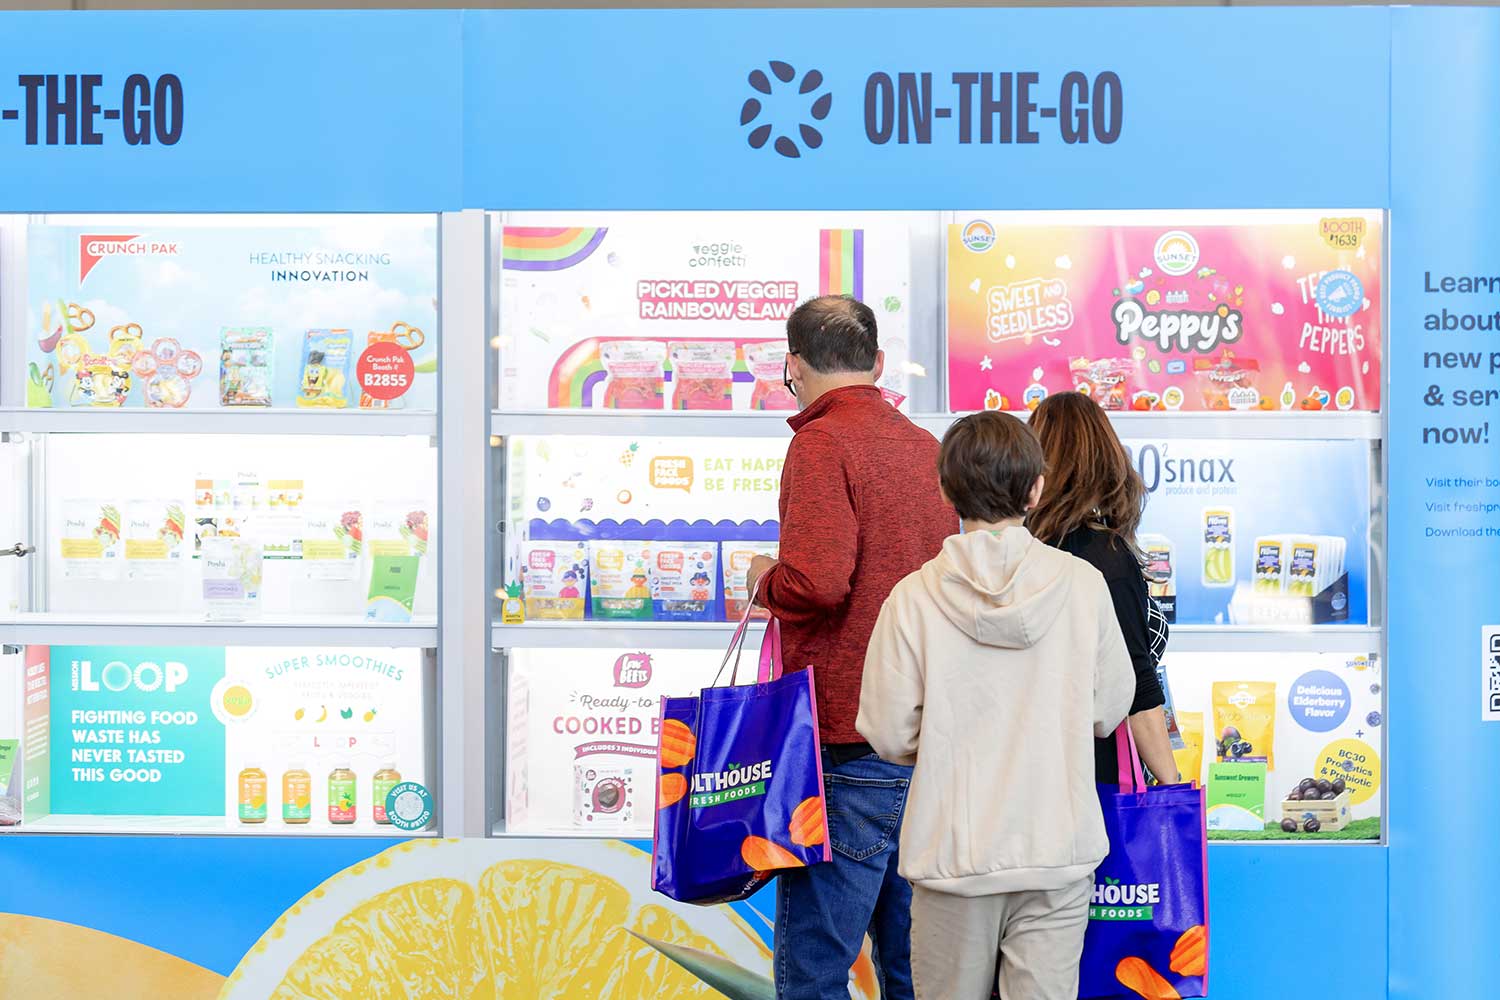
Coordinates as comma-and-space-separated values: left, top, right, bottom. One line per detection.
1028, 392, 1179, 785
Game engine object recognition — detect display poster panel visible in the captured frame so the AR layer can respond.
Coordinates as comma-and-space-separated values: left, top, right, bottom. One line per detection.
24, 220, 439, 411
947, 211, 1383, 414
498, 215, 912, 411
29, 645, 429, 832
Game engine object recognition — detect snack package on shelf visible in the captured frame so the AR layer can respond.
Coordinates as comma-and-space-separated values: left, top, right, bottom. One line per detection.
295, 330, 354, 409
723, 541, 779, 620
1212, 680, 1276, 769
1140, 533, 1176, 622
589, 540, 653, 619
1201, 507, 1235, 588
648, 542, 718, 622
219, 327, 274, 407
1194, 352, 1262, 410
746, 342, 798, 411
520, 541, 589, 620
1069, 357, 1136, 410
1174, 711, 1204, 787
600, 341, 666, 409
668, 342, 736, 411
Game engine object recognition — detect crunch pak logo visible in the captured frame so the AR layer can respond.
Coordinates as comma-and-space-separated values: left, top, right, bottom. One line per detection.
690, 759, 772, 808
80, 234, 179, 283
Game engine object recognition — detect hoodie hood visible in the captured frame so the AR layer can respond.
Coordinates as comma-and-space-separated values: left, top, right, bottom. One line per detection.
922, 526, 1073, 649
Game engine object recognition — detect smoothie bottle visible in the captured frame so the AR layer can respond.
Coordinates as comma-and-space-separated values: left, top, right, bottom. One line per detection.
328, 765, 357, 825
282, 765, 312, 825
372, 764, 402, 825
237, 767, 267, 824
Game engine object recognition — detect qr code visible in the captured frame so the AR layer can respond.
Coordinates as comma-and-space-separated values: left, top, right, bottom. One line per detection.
1484, 627, 1500, 722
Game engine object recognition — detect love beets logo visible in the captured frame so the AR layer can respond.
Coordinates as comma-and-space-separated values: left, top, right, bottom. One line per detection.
741, 61, 832, 159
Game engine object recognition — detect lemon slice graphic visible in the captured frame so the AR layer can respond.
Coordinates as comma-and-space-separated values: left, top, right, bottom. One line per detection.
220, 839, 770, 1000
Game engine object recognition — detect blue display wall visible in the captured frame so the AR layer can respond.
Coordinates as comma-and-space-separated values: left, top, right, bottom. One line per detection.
0, 7, 1491, 999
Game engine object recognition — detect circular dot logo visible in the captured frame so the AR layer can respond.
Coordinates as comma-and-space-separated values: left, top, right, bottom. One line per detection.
741, 61, 832, 159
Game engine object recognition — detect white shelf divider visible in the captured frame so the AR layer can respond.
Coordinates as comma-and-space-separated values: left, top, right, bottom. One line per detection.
2, 814, 439, 837
0, 407, 437, 437
492, 621, 1378, 654
490, 408, 1382, 441
1, 614, 438, 648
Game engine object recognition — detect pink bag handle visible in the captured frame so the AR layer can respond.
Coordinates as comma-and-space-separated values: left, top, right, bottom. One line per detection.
711, 579, 782, 687
1115, 720, 1147, 792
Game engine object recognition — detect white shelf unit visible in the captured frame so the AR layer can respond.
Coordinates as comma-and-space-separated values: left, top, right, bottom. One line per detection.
0, 408, 437, 437
1, 614, 438, 648
493, 621, 1379, 655
2, 814, 440, 837
491, 409, 1384, 441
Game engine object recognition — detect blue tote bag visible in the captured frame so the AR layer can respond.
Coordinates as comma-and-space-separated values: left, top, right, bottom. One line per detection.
651, 599, 831, 905
1080, 723, 1209, 999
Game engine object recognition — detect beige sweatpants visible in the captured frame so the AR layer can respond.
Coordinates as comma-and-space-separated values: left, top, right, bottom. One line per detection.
909, 876, 1093, 1000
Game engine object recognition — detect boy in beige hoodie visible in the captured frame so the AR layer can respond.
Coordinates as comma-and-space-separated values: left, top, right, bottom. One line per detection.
857, 411, 1135, 1000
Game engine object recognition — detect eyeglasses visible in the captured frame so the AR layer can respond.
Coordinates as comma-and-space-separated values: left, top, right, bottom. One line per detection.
783, 351, 799, 398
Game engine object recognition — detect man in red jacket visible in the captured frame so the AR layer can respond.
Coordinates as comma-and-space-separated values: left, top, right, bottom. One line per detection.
747, 295, 954, 1000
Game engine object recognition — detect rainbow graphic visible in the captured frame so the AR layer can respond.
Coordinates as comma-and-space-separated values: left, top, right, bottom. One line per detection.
502, 227, 608, 272
819, 229, 864, 299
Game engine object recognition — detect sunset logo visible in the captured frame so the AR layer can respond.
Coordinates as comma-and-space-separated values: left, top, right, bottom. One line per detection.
961, 219, 997, 253
1153, 230, 1200, 277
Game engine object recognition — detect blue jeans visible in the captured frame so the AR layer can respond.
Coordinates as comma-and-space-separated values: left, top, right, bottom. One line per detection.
775, 753, 914, 1000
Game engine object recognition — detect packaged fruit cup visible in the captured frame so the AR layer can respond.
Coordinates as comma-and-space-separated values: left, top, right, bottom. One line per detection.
600, 341, 666, 409
574, 763, 636, 831
520, 541, 588, 620
589, 540, 653, 620
238, 766, 267, 824
746, 341, 797, 411
669, 342, 736, 411
1212, 681, 1276, 770
1201, 507, 1235, 588
649, 542, 719, 622
723, 541, 779, 620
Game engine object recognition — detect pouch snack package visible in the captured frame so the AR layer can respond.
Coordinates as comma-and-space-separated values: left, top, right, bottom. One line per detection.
1156, 661, 1185, 752
1253, 535, 1288, 595
649, 542, 718, 622
589, 540, 653, 619
1212, 680, 1277, 770
1140, 533, 1176, 622
1069, 357, 1135, 410
669, 342, 736, 411
1194, 352, 1262, 410
1202, 507, 1235, 588
1175, 711, 1205, 786
520, 540, 588, 620
600, 341, 666, 410
746, 341, 797, 411
723, 541, 779, 620
219, 327, 273, 407
295, 329, 354, 409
